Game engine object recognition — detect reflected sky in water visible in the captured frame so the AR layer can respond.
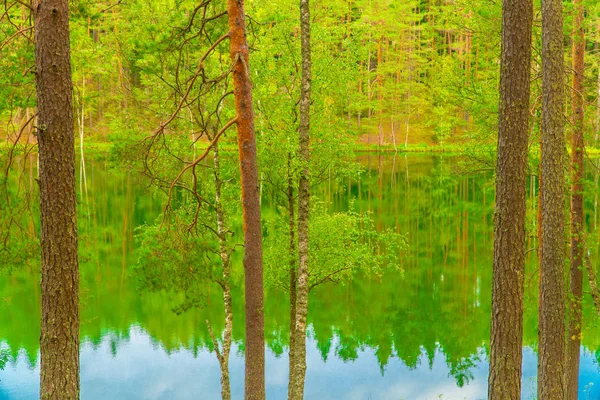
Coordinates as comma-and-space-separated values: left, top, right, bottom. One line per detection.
1, 326, 600, 399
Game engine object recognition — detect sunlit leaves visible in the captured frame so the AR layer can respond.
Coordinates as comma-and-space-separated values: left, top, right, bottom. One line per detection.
264, 199, 406, 292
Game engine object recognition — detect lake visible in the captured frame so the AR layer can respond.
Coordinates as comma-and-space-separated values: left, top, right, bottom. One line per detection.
1, 153, 600, 400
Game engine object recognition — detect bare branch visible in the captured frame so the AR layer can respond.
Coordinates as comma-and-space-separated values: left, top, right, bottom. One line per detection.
160, 118, 237, 228
99, 0, 124, 14
0, 25, 33, 52
153, 33, 230, 137
206, 319, 223, 362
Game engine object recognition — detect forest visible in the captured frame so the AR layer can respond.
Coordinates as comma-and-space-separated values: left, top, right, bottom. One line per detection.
2, 0, 600, 399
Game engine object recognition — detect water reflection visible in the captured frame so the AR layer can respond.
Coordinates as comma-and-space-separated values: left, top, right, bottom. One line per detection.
0, 328, 516, 400
1, 154, 600, 399
3, 326, 599, 399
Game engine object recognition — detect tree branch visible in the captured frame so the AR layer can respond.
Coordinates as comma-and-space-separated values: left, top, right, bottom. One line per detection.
161, 118, 237, 228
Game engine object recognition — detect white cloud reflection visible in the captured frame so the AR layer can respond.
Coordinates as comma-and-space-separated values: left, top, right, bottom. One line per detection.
0, 327, 599, 399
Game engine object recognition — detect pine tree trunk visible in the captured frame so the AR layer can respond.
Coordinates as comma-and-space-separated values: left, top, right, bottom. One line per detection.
34, 1, 80, 398
487, 0, 533, 398
539, 0, 567, 396
566, 1, 585, 398
290, 0, 312, 398
227, 1, 265, 398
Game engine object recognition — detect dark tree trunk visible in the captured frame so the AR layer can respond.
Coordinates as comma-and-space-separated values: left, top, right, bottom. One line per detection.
566, 1, 585, 398
539, 0, 566, 396
227, 1, 265, 398
487, 0, 533, 398
289, 0, 312, 398
34, 1, 80, 399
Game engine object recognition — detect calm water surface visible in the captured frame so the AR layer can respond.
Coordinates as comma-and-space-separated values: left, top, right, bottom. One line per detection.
2, 154, 600, 399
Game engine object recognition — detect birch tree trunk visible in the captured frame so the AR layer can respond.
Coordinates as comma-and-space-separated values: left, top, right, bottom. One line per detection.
213, 144, 233, 400
287, 155, 297, 398
289, 0, 312, 398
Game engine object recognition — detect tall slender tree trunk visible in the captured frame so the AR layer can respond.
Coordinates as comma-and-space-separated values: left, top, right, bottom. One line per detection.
596, 17, 600, 146
287, 156, 297, 398
289, 0, 311, 398
213, 144, 233, 400
377, 37, 383, 148
566, 1, 585, 398
227, 1, 265, 398
78, 77, 88, 200
391, 117, 398, 152
539, 0, 566, 396
405, 115, 409, 149
487, 0, 533, 398
34, 1, 80, 398
597, 67, 600, 145
596, 61, 600, 146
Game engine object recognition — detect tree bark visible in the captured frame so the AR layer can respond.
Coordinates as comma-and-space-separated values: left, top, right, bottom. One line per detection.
539, 0, 566, 396
213, 144, 233, 400
34, 1, 80, 398
287, 156, 297, 398
487, 0, 533, 398
227, 1, 265, 398
289, 0, 312, 398
566, 1, 585, 398
596, 17, 600, 146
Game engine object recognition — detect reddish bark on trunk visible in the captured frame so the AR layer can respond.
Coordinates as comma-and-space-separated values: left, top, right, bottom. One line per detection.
227, 1, 265, 398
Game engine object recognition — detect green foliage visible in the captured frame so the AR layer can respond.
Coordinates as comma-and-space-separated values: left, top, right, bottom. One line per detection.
0, 347, 8, 372
134, 202, 237, 315
5, 0, 600, 155
0, 201, 38, 270
0, 158, 39, 271
264, 199, 406, 291
251, 0, 363, 197
0, 4, 34, 117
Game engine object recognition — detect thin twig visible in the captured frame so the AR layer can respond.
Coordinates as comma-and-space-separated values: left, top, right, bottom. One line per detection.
160, 118, 237, 228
